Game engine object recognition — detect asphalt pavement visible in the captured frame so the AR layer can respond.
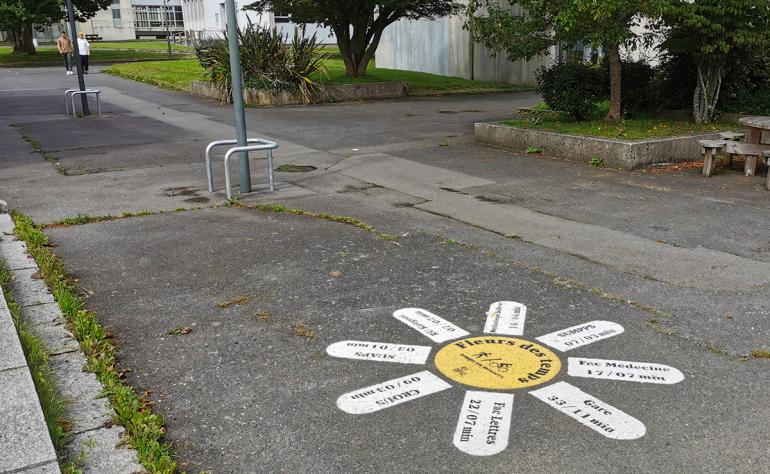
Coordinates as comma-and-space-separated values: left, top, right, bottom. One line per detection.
1, 66, 768, 473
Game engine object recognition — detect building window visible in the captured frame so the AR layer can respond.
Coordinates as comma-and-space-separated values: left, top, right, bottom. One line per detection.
274, 11, 290, 23
134, 5, 184, 29
112, 7, 122, 27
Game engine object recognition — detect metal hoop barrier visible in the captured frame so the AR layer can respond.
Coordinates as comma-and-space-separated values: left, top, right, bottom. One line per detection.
64, 89, 102, 116
205, 139, 278, 198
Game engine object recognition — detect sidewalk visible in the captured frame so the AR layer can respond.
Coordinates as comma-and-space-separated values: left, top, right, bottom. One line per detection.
0, 213, 60, 473
0, 66, 768, 472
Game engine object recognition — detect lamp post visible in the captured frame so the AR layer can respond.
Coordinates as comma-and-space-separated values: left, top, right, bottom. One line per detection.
65, 0, 89, 115
163, 0, 172, 56
225, 0, 251, 193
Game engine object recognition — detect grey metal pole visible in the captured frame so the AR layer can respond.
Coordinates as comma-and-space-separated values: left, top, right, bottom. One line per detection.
224, 0, 251, 193
65, 0, 89, 115
163, 0, 172, 56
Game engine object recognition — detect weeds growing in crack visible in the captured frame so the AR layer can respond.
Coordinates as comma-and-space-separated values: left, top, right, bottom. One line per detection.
227, 200, 398, 240
11, 212, 176, 473
44, 208, 198, 229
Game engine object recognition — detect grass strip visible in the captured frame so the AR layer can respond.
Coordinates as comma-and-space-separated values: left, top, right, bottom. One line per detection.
104, 58, 529, 96
0, 46, 189, 67
501, 116, 737, 140
0, 262, 70, 453
11, 212, 176, 473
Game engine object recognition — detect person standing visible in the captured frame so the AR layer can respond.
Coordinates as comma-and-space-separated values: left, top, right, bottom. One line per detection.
77, 32, 91, 74
56, 32, 73, 75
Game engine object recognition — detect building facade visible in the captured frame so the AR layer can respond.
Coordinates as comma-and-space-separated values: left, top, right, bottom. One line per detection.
180, 1, 334, 42
77, 0, 185, 40
375, 15, 554, 87
29, 0, 332, 43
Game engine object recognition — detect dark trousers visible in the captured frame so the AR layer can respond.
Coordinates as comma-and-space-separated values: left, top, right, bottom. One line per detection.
61, 52, 71, 71
80, 55, 89, 72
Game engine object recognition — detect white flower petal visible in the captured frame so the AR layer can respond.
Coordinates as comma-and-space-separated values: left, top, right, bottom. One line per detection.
336, 371, 451, 414
393, 307, 469, 343
536, 320, 624, 352
529, 381, 646, 440
567, 357, 684, 384
453, 390, 514, 456
483, 301, 527, 336
326, 340, 432, 365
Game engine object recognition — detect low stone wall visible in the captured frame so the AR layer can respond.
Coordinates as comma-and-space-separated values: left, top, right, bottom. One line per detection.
475, 123, 723, 170
189, 80, 410, 106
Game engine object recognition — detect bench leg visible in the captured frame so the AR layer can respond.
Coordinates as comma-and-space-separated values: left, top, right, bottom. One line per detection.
767, 167, 770, 191
702, 148, 715, 177
745, 155, 757, 176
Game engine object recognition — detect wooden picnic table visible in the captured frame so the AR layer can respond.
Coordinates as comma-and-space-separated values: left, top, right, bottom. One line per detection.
737, 116, 770, 176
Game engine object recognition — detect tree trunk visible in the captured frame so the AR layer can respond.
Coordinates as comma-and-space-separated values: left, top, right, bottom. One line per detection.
692, 59, 723, 124
605, 43, 622, 122
338, 35, 371, 77
12, 22, 36, 55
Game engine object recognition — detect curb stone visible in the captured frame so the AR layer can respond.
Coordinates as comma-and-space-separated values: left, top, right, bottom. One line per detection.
0, 211, 143, 474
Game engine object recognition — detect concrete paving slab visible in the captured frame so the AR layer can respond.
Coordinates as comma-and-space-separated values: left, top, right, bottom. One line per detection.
330, 152, 496, 198
69, 426, 143, 474
16, 460, 62, 473
416, 191, 770, 289
26, 321, 79, 356
20, 302, 65, 328
0, 213, 13, 235
0, 286, 27, 373
50, 352, 112, 434
0, 368, 58, 472
1, 240, 35, 270
44, 208, 769, 473
8, 268, 56, 307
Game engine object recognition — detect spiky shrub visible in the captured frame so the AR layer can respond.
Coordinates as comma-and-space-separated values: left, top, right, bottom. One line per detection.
194, 23, 328, 104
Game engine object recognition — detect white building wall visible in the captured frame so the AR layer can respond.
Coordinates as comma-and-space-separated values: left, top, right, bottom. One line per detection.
180, 0, 334, 43
79, 0, 136, 40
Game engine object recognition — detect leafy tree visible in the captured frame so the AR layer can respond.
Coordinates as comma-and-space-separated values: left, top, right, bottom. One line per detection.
0, 0, 111, 54
661, 0, 770, 123
466, 0, 662, 121
245, 0, 458, 77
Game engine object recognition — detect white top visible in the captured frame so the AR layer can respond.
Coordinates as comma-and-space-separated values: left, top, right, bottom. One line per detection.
77, 37, 90, 56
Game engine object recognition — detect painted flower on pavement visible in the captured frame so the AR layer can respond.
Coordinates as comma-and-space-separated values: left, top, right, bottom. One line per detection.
327, 302, 684, 456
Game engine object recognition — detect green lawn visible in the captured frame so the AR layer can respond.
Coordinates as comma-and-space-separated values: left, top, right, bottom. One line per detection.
0, 45, 188, 66
105, 57, 526, 96
104, 59, 206, 92
501, 116, 738, 140
89, 40, 192, 52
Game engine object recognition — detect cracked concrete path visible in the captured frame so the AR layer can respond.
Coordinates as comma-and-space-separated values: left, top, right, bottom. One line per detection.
1, 66, 768, 472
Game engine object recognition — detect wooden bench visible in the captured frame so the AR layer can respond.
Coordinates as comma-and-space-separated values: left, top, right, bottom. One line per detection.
764, 151, 770, 190
84, 34, 102, 42
700, 139, 727, 177
719, 132, 745, 167
700, 139, 769, 178
724, 141, 769, 176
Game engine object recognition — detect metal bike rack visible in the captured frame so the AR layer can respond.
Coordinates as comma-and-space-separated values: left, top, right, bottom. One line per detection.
205, 138, 278, 198
64, 89, 102, 116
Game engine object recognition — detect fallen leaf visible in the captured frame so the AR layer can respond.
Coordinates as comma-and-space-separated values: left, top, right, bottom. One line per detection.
168, 326, 192, 335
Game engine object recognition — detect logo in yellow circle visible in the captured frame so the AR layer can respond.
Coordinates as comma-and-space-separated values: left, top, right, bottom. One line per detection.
434, 337, 561, 390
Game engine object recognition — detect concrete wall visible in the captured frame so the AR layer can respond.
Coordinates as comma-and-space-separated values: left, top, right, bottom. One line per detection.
475, 123, 721, 170
376, 15, 553, 87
